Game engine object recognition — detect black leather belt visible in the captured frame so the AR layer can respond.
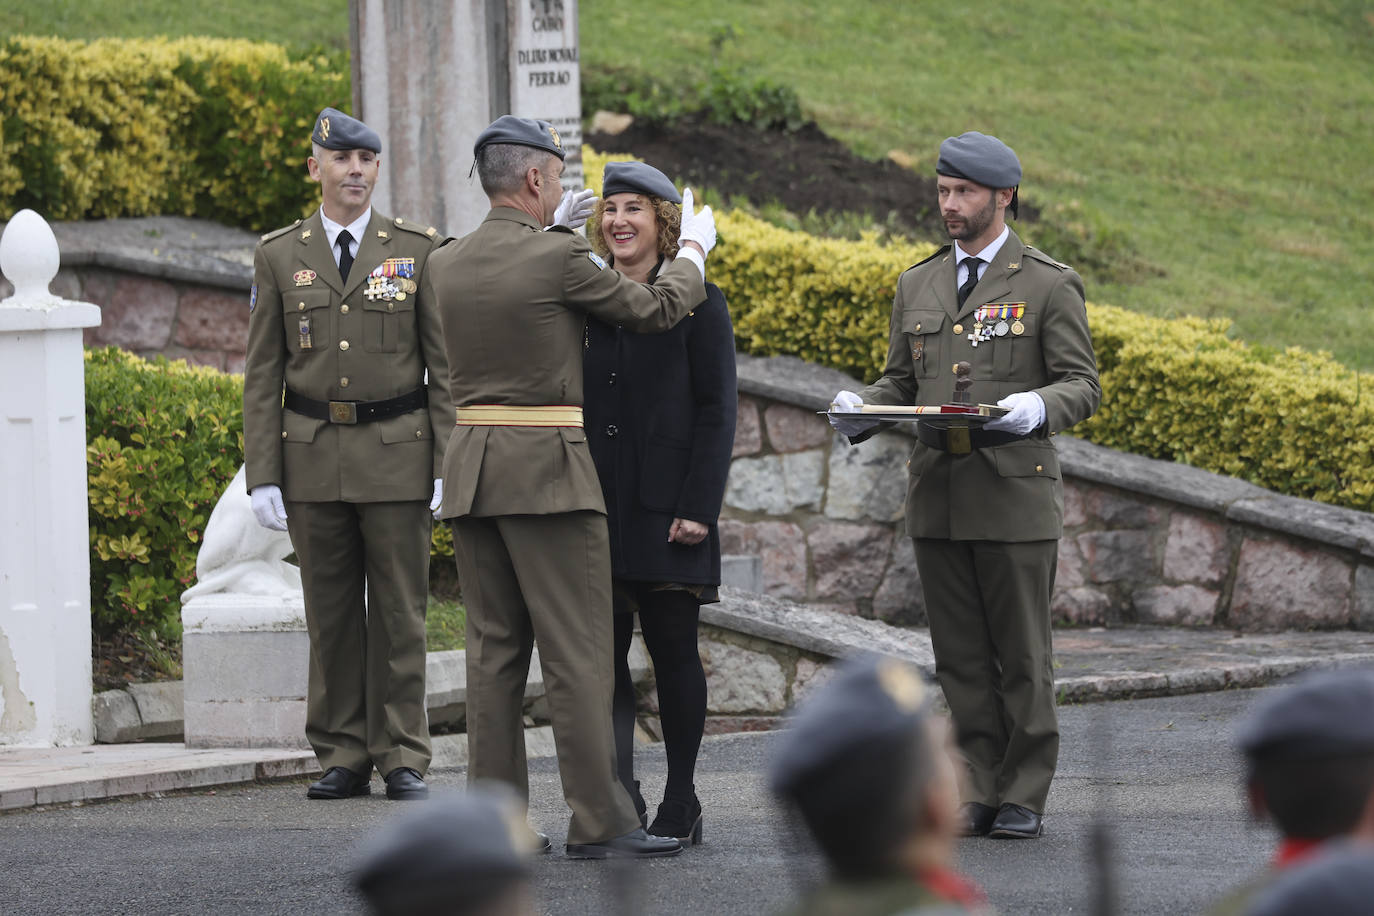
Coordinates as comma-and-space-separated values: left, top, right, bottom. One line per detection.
284, 387, 427, 425
916, 422, 1025, 455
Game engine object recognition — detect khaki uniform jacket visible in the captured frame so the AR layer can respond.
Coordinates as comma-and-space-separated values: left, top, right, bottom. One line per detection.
431, 207, 706, 519
855, 229, 1100, 542
244, 210, 452, 502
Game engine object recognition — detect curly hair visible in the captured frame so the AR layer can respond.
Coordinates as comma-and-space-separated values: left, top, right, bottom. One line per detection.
587, 193, 682, 264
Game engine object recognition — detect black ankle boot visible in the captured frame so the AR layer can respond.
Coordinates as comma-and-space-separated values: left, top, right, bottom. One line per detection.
626, 779, 648, 829
648, 791, 703, 846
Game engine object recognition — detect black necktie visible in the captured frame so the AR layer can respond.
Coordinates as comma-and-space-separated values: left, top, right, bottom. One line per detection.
957, 257, 983, 307
336, 229, 354, 282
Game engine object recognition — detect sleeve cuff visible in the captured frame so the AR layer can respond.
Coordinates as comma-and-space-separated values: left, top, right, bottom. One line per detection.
675, 246, 706, 280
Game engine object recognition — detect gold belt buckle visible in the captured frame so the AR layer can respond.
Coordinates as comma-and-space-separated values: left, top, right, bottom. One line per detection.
947, 424, 971, 455
328, 401, 358, 424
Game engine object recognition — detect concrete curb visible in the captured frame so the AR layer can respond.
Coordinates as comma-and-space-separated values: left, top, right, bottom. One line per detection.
1056, 652, 1374, 703
0, 723, 565, 812
93, 642, 653, 745
0, 745, 317, 812
93, 682, 184, 743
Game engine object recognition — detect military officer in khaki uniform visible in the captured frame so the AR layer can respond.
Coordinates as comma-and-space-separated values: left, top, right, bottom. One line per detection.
244, 108, 452, 801
430, 116, 717, 858
831, 131, 1100, 840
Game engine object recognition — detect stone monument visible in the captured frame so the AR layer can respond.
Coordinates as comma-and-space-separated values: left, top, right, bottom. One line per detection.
350, 0, 583, 237
0, 209, 101, 746
180, 465, 310, 749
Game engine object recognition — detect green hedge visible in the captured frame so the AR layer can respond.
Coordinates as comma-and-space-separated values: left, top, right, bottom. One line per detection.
1080, 304, 1373, 510
0, 36, 349, 231
86, 348, 244, 637
86, 348, 454, 636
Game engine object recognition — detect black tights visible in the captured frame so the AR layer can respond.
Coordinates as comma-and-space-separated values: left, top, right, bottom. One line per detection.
612, 585, 707, 802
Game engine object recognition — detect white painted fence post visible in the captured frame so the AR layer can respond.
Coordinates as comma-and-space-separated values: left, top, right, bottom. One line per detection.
0, 209, 101, 746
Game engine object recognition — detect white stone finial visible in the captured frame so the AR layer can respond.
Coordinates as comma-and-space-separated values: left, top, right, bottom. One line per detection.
0, 209, 61, 305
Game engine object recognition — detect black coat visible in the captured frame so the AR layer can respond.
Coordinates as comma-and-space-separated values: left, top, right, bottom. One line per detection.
583, 278, 737, 585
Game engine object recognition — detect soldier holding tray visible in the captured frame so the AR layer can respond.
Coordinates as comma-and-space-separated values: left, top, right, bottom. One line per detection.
828, 131, 1100, 840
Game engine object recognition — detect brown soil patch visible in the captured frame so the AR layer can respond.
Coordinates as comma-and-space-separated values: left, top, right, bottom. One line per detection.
93, 630, 181, 691
585, 115, 1039, 240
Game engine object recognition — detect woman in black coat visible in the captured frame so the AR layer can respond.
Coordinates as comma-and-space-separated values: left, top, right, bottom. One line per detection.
582, 161, 737, 845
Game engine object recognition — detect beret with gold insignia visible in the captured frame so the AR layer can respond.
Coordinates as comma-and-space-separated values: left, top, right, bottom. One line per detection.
473, 114, 566, 161
312, 107, 381, 154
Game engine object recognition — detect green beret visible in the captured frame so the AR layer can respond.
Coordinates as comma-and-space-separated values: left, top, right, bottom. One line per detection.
474, 115, 566, 161
353, 786, 533, 916
1237, 667, 1374, 761
602, 161, 681, 204
311, 107, 381, 154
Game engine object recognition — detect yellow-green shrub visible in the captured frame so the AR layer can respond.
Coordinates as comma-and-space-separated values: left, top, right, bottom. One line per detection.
86, 348, 458, 634
1080, 304, 1374, 511
86, 347, 244, 637
0, 37, 348, 230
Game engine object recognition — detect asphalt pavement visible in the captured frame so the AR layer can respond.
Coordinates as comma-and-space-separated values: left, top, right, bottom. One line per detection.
0, 687, 1280, 916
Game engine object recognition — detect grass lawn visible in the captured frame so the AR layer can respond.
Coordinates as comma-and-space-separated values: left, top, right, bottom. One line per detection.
582, 0, 1374, 369
426, 596, 466, 652
8, 1, 1373, 368
5, 0, 350, 50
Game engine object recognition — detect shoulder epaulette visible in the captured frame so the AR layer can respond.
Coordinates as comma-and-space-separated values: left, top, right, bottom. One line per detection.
1023, 246, 1071, 271
904, 244, 951, 273
259, 219, 302, 244
543, 225, 574, 235
390, 216, 441, 239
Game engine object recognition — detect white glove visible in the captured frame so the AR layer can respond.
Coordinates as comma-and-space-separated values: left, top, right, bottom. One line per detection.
250, 484, 288, 532
552, 188, 598, 230
430, 478, 444, 519
677, 187, 716, 258
828, 390, 878, 438
985, 390, 1046, 436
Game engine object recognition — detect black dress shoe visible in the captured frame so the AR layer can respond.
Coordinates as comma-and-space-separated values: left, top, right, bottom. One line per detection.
648, 794, 703, 846
988, 802, 1044, 839
566, 828, 683, 859
306, 766, 371, 799
383, 767, 429, 800
959, 801, 998, 837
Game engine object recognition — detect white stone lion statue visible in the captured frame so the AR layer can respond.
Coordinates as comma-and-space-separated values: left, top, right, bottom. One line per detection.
181, 464, 301, 602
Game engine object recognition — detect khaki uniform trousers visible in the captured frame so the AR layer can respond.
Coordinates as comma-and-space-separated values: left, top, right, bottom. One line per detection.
286, 499, 432, 777
451, 510, 640, 845
914, 537, 1059, 813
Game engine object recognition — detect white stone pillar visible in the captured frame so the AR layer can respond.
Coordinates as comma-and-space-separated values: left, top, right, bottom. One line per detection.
0, 209, 100, 746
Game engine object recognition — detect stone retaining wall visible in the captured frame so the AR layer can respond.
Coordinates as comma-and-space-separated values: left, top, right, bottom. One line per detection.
0, 216, 257, 373
726, 354, 1374, 632
18, 217, 1372, 632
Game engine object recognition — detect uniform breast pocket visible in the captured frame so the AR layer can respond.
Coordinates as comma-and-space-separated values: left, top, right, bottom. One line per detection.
901, 310, 945, 379
362, 297, 416, 353
282, 289, 333, 354
990, 307, 1040, 379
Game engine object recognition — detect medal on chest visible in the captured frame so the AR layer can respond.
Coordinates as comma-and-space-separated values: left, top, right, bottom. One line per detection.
365, 257, 416, 302
968, 304, 1026, 346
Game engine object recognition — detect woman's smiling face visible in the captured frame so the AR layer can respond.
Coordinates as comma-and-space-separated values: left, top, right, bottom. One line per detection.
601, 193, 660, 272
